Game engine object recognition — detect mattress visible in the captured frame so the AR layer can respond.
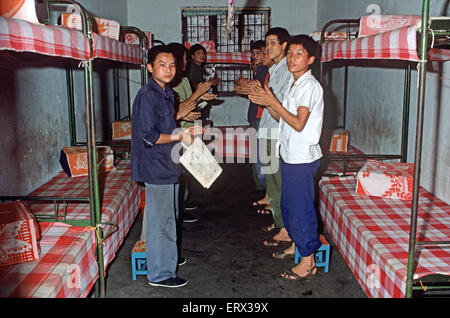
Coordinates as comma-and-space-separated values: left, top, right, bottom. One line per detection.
319, 175, 450, 297
0, 222, 98, 298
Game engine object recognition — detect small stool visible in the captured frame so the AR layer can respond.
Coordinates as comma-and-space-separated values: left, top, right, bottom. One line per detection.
131, 240, 147, 280
294, 235, 331, 273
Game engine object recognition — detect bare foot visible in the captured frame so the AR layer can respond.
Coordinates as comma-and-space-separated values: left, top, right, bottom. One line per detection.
256, 204, 271, 215
288, 255, 317, 278
272, 228, 291, 242
252, 192, 269, 207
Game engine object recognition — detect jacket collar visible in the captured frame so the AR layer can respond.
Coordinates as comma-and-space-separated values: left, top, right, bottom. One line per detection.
147, 76, 174, 100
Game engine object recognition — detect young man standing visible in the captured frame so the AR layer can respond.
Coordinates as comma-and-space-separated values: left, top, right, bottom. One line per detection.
257, 27, 292, 246
131, 45, 201, 288
235, 40, 270, 196
250, 35, 324, 280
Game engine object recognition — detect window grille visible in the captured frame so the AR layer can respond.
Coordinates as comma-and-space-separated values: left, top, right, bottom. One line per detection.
182, 7, 270, 96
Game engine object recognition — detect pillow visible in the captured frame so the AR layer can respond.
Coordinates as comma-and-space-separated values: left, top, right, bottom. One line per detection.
185, 40, 216, 53
0, 200, 40, 266
359, 15, 421, 37
60, 146, 115, 178
60, 13, 121, 41
0, 0, 40, 24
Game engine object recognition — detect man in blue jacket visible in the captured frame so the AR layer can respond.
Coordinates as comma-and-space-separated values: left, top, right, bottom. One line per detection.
131, 45, 200, 288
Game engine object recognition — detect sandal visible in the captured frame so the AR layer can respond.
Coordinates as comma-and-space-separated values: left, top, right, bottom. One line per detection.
256, 205, 271, 215
263, 239, 291, 247
272, 250, 294, 260
280, 266, 317, 281
261, 224, 275, 232
251, 197, 269, 207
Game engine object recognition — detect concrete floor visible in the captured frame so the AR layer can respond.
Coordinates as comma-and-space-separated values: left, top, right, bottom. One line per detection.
104, 162, 367, 299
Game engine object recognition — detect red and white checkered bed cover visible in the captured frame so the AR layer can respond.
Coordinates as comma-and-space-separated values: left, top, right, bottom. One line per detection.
206, 126, 254, 159
319, 175, 450, 298
0, 222, 98, 298
0, 16, 143, 64
28, 160, 142, 267
321, 24, 450, 62
207, 51, 251, 64
92, 32, 142, 65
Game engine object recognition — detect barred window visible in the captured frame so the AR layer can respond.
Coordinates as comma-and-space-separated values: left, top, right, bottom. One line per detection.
182, 7, 270, 96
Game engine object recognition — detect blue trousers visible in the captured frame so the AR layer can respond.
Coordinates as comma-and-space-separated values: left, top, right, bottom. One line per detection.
280, 158, 322, 257
145, 183, 179, 282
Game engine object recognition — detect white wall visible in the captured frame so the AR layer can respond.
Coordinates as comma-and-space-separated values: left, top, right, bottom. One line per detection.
126, 0, 318, 126
316, 0, 450, 203
0, 0, 129, 195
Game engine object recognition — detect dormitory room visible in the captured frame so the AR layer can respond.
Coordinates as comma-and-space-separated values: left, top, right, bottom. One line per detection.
0, 0, 449, 302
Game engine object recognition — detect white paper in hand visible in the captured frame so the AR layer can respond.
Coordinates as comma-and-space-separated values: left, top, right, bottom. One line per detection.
179, 137, 222, 189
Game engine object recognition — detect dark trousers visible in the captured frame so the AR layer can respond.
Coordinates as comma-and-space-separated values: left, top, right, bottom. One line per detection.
280, 158, 322, 257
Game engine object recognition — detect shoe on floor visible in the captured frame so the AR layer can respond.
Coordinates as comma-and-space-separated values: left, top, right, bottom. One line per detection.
178, 257, 187, 266
185, 200, 198, 211
183, 212, 199, 223
148, 277, 188, 288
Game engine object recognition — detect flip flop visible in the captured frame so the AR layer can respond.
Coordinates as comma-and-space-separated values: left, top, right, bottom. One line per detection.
280, 267, 317, 281
272, 250, 295, 260
251, 199, 269, 207
261, 224, 275, 232
263, 239, 292, 247
256, 205, 272, 215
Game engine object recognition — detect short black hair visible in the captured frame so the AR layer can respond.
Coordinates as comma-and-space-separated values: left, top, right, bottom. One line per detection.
265, 27, 290, 45
147, 45, 175, 67
189, 43, 206, 58
250, 40, 266, 51
167, 42, 188, 65
286, 34, 319, 59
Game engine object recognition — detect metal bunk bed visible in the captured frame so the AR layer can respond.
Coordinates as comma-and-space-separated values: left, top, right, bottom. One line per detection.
317, 0, 450, 298
68, 24, 150, 154
406, 0, 450, 297
0, 0, 145, 297
319, 20, 411, 176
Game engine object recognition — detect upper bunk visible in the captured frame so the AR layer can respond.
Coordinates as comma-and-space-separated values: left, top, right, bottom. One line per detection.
318, 14, 450, 63
0, 6, 146, 65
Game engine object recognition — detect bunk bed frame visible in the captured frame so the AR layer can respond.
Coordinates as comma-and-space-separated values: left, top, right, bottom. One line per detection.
318, 0, 450, 298
0, 0, 146, 298
319, 20, 411, 176
406, 0, 450, 297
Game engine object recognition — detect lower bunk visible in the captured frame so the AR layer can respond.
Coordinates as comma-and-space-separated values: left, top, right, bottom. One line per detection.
319, 175, 450, 297
322, 143, 405, 177
28, 160, 142, 268
0, 221, 98, 298
0, 159, 142, 297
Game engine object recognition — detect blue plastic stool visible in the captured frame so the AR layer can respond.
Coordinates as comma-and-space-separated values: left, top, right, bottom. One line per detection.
131, 241, 147, 280
294, 235, 331, 273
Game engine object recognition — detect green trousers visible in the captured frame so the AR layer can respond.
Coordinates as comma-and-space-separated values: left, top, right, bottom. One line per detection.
262, 138, 284, 229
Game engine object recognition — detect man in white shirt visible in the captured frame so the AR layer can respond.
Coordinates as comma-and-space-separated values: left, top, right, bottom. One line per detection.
250, 35, 323, 280
256, 27, 293, 247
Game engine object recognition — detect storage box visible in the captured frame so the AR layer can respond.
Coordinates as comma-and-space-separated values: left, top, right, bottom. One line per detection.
124, 32, 152, 47
0, 201, 40, 266
112, 121, 132, 140
60, 13, 120, 41
356, 159, 414, 200
59, 146, 115, 178
329, 129, 349, 152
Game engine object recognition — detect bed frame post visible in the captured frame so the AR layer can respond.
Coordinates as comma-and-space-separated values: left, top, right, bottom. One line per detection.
401, 63, 411, 163
405, 0, 429, 299
66, 68, 77, 146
